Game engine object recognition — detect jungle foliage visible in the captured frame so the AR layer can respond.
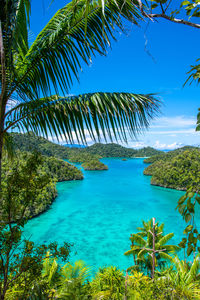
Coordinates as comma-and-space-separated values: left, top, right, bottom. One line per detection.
85, 143, 162, 158
0, 152, 71, 300
144, 146, 198, 164
3, 218, 200, 300
1, 151, 83, 219
143, 149, 200, 190
11, 132, 161, 159
82, 160, 108, 171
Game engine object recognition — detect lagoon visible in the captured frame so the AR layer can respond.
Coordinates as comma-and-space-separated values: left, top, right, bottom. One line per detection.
24, 158, 186, 271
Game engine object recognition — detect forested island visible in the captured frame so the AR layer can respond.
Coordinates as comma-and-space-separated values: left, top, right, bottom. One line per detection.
143, 148, 200, 190
82, 160, 108, 170
144, 146, 198, 164
1, 151, 83, 220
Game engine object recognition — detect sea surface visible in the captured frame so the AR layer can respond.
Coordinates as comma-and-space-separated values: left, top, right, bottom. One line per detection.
24, 158, 189, 271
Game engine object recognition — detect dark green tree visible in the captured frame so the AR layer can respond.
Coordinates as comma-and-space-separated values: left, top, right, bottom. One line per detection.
0, 152, 71, 300
124, 219, 180, 278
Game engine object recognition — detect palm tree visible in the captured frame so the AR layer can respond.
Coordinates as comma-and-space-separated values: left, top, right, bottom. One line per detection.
28, 254, 91, 299
159, 255, 200, 299
90, 266, 125, 299
124, 219, 180, 277
0, 0, 159, 182
57, 260, 91, 299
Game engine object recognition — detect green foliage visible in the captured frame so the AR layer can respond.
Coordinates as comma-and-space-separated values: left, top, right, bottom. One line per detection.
146, 0, 200, 21
158, 255, 200, 299
144, 149, 200, 190
11, 132, 72, 159
86, 143, 162, 158
144, 146, 198, 164
1, 151, 56, 220
82, 160, 108, 171
126, 272, 176, 300
0, 152, 71, 300
176, 190, 200, 257
12, 132, 162, 160
1, 151, 83, 219
90, 266, 125, 299
43, 156, 83, 182
144, 147, 200, 259
124, 219, 179, 276
7, 257, 200, 299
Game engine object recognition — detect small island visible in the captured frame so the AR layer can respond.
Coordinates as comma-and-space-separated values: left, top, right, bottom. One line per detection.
143, 148, 200, 191
82, 160, 108, 171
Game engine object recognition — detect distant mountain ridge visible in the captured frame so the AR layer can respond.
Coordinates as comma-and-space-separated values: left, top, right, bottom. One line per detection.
10, 133, 162, 159
86, 143, 162, 158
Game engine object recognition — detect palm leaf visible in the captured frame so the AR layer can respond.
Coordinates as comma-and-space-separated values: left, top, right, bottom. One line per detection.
5, 92, 159, 143
9, 0, 142, 100
61, 260, 91, 284
124, 246, 141, 256
171, 255, 186, 274
130, 234, 146, 247
189, 255, 200, 281
164, 245, 180, 252
156, 233, 174, 247
158, 252, 174, 263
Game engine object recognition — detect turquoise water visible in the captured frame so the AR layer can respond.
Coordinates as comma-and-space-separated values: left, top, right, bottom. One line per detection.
24, 158, 186, 271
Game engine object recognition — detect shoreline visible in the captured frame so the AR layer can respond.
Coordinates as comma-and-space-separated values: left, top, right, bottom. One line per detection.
150, 181, 186, 191
27, 177, 84, 221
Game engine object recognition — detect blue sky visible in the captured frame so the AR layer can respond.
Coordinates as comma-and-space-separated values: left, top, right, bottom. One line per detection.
31, 0, 200, 149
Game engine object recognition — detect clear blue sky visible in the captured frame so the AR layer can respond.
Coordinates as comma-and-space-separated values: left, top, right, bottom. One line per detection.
30, 0, 200, 149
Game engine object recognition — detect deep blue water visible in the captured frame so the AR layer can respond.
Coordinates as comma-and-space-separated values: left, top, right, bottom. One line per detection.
24, 158, 187, 271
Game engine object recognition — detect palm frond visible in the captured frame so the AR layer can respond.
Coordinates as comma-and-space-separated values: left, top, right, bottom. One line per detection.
5, 92, 159, 143
124, 246, 141, 256
171, 255, 186, 274
10, 0, 143, 100
130, 234, 147, 247
61, 260, 91, 284
159, 252, 174, 263
13, 0, 31, 57
164, 245, 180, 252
189, 255, 200, 281
156, 233, 174, 247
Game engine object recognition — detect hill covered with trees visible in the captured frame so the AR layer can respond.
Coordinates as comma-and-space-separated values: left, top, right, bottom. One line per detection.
11, 133, 162, 160
143, 149, 200, 190
1, 151, 83, 220
82, 160, 108, 170
144, 146, 198, 164
86, 143, 162, 157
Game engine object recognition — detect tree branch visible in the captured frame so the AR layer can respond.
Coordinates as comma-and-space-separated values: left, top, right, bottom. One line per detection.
148, 13, 200, 29
136, 0, 200, 29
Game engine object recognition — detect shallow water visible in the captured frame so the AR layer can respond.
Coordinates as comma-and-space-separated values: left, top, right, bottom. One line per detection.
24, 158, 188, 271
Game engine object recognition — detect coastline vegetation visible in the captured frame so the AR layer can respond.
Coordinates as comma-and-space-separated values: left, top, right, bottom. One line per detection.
144, 146, 198, 164
82, 160, 108, 171
12, 132, 162, 159
85, 143, 162, 158
1, 151, 83, 220
143, 149, 200, 191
